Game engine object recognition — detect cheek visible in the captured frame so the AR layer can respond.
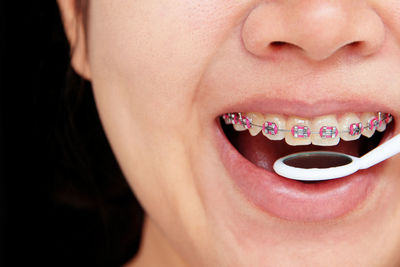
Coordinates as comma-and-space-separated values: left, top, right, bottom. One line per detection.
85, 0, 250, 194
87, 0, 245, 124
84, 0, 246, 229
88, 3, 192, 119
374, 2, 400, 57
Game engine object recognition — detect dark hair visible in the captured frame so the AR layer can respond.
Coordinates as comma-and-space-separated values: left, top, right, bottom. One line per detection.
9, 1, 143, 265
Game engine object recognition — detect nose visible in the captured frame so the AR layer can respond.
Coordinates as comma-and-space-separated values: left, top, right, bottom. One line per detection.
242, 1, 385, 61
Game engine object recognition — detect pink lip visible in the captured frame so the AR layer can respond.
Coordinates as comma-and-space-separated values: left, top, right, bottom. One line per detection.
215, 97, 396, 118
215, 122, 381, 222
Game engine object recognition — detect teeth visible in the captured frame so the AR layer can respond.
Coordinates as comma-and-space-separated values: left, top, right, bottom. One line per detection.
246, 112, 264, 136
233, 113, 248, 132
360, 112, 378, 138
285, 117, 312, 146
311, 115, 340, 146
339, 113, 362, 141
377, 112, 387, 132
262, 114, 286, 140
377, 122, 387, 132
224, 111, 392, 146
233, 123, 247, 131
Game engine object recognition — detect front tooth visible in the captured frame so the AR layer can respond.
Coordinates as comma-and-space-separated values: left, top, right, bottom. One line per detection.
311, 115, 340, 146
339, 113, 363, 141
246, 112, 264, 136
262, 114, 286, 140
361, 112, 378, 138
285, 117, 311, 146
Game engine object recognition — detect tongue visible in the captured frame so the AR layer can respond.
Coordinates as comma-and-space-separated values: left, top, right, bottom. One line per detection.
231, 132, 361, 172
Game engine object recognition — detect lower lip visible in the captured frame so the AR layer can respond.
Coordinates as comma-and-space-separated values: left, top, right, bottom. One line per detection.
215, 122, 381, 222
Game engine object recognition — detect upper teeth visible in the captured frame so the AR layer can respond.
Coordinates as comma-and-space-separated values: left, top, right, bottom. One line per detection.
222, 112, 393, 146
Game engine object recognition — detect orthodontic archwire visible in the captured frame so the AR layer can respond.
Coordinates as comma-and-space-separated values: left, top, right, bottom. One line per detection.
222, 112, 393, 138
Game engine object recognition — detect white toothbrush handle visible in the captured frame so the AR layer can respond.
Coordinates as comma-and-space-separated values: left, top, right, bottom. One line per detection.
359, 134, 400, 169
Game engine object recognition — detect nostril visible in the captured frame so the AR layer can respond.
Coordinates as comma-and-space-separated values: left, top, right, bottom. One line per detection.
269, 41, 300, 53
349, 41, 361, 47
270, 41, 287, 47
267, 41, 307, 58
346, 41, 363, 51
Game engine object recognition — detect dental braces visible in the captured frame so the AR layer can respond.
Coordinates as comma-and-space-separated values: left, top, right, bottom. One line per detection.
222, 112, 393, 139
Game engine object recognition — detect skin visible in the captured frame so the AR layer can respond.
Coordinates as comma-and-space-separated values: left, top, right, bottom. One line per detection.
58, 1, 400, 266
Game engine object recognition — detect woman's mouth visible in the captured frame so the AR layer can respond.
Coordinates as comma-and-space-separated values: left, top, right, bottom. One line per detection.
215, 108, 395, 222
223, 111, 393, 171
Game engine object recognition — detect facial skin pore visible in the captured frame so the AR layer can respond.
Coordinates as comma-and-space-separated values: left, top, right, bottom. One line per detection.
58, 1, 400, 266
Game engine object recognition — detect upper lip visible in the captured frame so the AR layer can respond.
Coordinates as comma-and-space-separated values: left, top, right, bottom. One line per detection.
216, 96, 397, 118
198, 57, 398, 125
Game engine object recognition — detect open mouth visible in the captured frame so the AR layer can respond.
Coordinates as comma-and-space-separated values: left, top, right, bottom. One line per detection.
221, 112, 393, 177
216, 111, 395, 221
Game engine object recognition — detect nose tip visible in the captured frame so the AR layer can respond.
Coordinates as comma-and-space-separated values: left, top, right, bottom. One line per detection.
242, 2, 385, 61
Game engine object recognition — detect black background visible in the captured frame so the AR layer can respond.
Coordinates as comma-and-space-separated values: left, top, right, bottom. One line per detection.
4, 1, 143, 266
5, 1, 70, 265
